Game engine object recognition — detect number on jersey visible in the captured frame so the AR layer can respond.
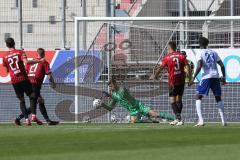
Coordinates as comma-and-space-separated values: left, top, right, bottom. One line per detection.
8, 56, 20, 74
28, 63, 39, 77
173, 57, 180, 71
205, 52, 215, 64
29, 63, 38, 74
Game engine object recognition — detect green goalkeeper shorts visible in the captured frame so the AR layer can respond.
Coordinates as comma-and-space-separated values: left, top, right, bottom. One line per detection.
129, 101, 150, 116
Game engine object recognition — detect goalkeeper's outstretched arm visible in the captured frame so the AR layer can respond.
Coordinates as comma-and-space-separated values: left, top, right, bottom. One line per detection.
101, 99, 117, 111
100, 91, 117, 111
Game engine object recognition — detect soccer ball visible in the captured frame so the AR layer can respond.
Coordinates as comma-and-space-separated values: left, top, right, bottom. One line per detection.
111, 114, 117, 123
82, 115, 91, 123
93, 99, 101, 108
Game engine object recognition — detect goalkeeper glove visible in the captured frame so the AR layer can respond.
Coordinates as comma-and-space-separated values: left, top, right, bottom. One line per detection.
102, 91, 110, 97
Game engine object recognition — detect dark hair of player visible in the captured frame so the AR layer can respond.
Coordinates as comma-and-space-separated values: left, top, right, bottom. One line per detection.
108, 79, 117, 85
180, 51, 187, 57
37, 48, 45, 58
5, 38, 15, 48
168, 41, 177, 51
199, 37, 209, 48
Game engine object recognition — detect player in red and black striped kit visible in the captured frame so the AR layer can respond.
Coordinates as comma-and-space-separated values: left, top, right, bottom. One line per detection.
150, 41, 191, 125
2, 38, 43, 126
15, 48, 59, 125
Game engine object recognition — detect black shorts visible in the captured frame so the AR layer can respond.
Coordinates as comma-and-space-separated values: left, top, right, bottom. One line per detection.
169, 84, 185, 97
12, 80, 33, 98
32, 84, 42, 99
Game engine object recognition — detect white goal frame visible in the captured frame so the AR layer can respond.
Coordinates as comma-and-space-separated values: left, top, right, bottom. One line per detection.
74, 16, 240, 123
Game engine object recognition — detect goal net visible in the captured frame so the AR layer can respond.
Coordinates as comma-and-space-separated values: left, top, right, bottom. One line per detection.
70, 16, 240, 123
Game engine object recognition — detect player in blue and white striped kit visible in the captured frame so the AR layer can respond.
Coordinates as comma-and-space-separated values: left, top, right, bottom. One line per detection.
190, 37, 226, 127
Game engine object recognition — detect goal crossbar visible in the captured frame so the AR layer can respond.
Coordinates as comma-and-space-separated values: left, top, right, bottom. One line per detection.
75, 16, 240, 22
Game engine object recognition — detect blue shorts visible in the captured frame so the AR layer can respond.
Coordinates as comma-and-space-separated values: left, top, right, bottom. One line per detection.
196, 78, 221, 96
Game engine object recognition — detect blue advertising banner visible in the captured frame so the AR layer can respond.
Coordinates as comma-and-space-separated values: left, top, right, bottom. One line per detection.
45, 50, 102, 83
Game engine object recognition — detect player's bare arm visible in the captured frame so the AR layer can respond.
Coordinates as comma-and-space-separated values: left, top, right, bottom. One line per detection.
2, 57, 9, 73
3, 65, 9, 73
47, 74, 56, 89
22, 52, 44, 65
190, 60, 203, 86
184, 64, 191, 85
150, 65, 163, 80
217, 60, 226, 85
22, 57, 43, 65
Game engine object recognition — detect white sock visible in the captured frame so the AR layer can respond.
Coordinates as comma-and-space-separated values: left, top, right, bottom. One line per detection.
196, 100, 203, 124
217, 101, 225, 125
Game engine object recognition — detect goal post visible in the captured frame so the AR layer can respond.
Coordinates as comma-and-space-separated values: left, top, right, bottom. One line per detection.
74, 16, 240, 123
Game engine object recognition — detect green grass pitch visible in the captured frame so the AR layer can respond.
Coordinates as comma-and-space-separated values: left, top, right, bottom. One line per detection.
0, 123, 240, 160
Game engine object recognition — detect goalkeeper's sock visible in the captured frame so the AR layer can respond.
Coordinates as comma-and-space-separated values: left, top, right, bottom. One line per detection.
196, 100, 203, 124
160, 112, 176, 121
217, 101, 225, 125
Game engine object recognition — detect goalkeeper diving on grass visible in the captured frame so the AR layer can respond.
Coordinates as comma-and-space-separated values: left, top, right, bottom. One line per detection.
96, 79, 176, 123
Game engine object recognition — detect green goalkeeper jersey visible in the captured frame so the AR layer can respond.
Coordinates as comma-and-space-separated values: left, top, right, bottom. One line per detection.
102, 87, 150, 116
